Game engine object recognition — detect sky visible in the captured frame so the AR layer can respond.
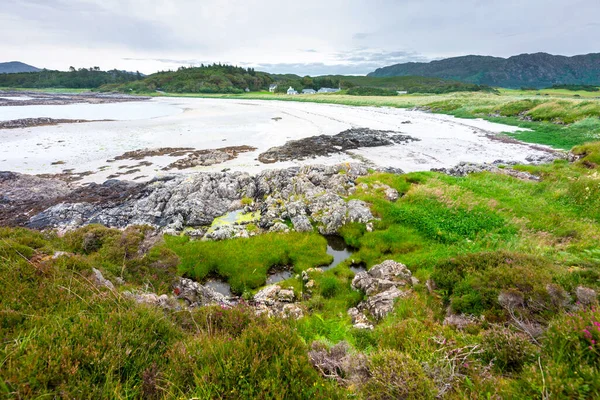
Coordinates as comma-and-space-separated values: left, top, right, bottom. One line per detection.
1, 0, 599, 76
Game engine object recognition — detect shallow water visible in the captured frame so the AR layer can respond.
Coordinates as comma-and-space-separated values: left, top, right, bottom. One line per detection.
204, 279, 233, 297
322, 235, 354, 271
349, 265, 367, 274
266, 235, 356, 284
267, 270, 294, 284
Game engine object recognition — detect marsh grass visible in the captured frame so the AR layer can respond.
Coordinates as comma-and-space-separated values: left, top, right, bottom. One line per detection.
165, 232, 332, 294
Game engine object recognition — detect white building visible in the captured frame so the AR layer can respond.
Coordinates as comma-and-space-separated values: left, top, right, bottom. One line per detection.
397, 90, 408, 95
317, 87, 340, 93
287, 86, 298, 95
269, 84, 278, 93
302, 89, 316, 94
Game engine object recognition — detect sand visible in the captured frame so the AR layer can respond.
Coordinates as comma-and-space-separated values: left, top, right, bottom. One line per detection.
0, 97, 551, 183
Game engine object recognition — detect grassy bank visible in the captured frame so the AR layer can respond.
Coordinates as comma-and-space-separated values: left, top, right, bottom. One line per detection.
2, 143, 600, 398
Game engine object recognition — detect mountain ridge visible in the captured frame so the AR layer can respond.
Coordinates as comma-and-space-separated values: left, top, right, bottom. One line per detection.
368, 52, 600, 88
0, 61, 40, 74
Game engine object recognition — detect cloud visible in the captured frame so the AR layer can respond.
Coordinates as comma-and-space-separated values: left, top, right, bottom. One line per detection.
0, 0, 599, 74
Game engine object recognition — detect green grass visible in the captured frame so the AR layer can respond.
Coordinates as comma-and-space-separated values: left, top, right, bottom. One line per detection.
2, 139, 600, 397
165, 232, 332, 294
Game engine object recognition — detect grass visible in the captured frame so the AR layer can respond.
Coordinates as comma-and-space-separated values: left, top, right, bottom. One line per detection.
2, 150, 600, 397
2, 87, 600, 397
164, 232, 332, 294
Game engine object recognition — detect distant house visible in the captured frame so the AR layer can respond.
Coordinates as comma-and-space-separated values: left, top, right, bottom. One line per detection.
245, 87, 250, 92
317, 87, 340, 93
269, 84, 278, 93
302, 89, 316, 94
287, 86, 298, 95
397, 90, 408, 95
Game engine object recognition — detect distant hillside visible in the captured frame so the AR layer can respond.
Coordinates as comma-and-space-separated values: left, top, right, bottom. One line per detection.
268, 74, 493, 94
0, 67, 142, 89
323, 75, 495, 94
107, 64, 274, 94
0, 61, 40, 74
368, 53, 600, 89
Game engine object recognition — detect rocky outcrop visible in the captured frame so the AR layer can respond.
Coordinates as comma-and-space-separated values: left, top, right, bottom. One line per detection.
19, 164, 374, 236
0, 90, 149, 107
174, 278, 232, 306
432, 160, 541, 180
0, 118, 97, 129
348, 260, 415, 329
258, 128, 420, 163
253, 284, 304, 319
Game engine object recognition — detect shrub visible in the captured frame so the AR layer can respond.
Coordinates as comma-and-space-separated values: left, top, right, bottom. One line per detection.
347, 87, 398, 96
480, 328, 537, 373
361, 350, 436, 399
431, 251, 557, 317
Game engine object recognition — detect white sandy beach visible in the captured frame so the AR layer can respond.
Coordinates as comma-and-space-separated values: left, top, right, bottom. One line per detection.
0, 97, 550, 183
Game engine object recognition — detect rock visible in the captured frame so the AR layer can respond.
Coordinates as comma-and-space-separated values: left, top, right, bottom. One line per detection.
123, 291, 181, 310
277, 289, 295, 302
443, 313, 479, 330
347, 200, 373, 224
281, 304, 304, 319
253, 285, 303, 319
368, 260, 412, 281
269, 222, 290, 233
24, 164, 374, 233
91, 268, 115, 290
362, 286, 408, 320
174, 278, 231, 306
351, 260, 412, 295
52, 251, 71, 259
576, 286, 597, 305
384, 187, 399, 202
525, 153, 566, 165
349, 260, 415, 325
258, 128, 420, 163
291, 215, 313, 232
432, 161, 540, 181
254, 285, 282, 305
348, 307, 374, 330
204, 226, 237, 241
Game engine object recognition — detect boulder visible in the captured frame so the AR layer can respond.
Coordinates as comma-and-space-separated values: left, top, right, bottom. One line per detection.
91, 268, 115, 291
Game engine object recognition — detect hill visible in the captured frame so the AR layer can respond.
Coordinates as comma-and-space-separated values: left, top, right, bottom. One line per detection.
268, 74, 493, 94
323, 75, 495, 94
0, 61, 40, 74
368, 52, 600, 89
107, 64, 274, 94
0, 67, 142, 89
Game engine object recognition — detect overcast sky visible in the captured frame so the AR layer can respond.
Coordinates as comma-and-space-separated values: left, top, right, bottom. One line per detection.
1, 0, 599, 75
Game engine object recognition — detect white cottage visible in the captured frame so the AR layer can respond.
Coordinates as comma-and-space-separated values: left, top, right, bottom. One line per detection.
287, 86, 298, 95
269, 84, 278, 93
317, 87, 341, 93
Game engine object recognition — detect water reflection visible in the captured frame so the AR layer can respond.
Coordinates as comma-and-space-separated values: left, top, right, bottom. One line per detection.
322, 235, 354, 271
204, 279, 233, 297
